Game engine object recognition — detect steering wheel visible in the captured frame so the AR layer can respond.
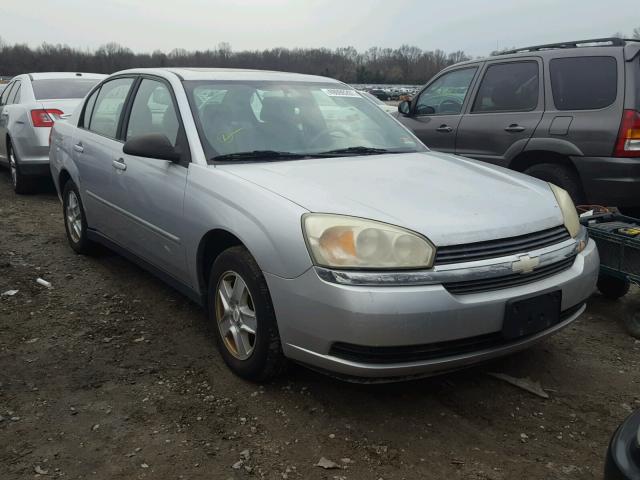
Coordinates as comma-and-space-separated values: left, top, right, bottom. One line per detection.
308, 127, 352, 147
438, 98, 462, 113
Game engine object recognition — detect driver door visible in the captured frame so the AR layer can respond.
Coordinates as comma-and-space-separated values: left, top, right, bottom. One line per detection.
397, 66, 479, 152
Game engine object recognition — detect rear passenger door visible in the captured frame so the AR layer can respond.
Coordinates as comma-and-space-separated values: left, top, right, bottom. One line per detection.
456, 59, 544, 166
397, 67, 479, 153
74, 77, 135, 236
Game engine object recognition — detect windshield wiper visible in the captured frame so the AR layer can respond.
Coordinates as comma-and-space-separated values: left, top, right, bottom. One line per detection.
212, 150, 309, 162
314, 146, 391, 156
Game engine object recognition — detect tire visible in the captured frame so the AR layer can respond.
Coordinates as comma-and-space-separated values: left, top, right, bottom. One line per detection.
597, 274, 630, 300
524, 163, 584, 204
8, 142, 35, 194
208, 246, 286, 382
624, 310, 640, 339
62, 180, 96, 254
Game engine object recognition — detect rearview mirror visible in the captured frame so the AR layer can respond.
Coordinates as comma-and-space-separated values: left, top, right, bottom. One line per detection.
398, 100, 411, 115
123, 134, 181, 162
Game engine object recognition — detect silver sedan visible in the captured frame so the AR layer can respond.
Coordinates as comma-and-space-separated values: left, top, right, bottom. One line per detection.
50, 68, 599, 382
0, 72, 105, 193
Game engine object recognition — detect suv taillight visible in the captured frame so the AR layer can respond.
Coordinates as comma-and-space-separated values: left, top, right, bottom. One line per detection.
614, 109, 640, 157
30, 109, 63, 128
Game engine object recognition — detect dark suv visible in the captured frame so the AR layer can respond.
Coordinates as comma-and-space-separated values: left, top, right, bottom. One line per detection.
396, 38, 640, 212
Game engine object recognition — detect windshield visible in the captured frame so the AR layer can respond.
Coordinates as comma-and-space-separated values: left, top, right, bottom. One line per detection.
32, 78, 101, 100
184, 81, 426, 160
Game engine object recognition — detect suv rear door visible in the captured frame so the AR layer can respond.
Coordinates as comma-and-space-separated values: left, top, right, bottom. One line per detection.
455, 58, 544, 166
397, 65, 479, 153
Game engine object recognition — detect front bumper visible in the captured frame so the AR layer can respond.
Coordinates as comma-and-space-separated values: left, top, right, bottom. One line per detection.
573, 156, 640, 207
265, 239, 599, 380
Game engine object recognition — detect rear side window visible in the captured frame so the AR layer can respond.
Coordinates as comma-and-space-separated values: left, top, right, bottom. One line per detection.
550, 56, 617, 110
81, 88, 100, 129
8, 81, 21, 104
31, 78, 101, 100
88, 78, 134, 139
1, 82, 15, 106
472, 61, 539, 113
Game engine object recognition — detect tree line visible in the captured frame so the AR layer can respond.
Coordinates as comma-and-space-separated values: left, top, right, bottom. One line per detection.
0, 39, 469, 84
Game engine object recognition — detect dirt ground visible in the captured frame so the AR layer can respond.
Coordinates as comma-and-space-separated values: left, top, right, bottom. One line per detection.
1, 172, 639, 480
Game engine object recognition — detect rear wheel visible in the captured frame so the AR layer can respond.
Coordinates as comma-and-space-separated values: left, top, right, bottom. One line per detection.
62, 180, 96, 254
597, 274, 630, 300
208, 246, 286, 381
524, 163, 584, 204
8, 142, 35, 194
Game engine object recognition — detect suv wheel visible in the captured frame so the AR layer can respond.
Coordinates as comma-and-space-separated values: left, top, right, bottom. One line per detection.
597, 274, 630, 300
8, 143, 35, 194
524, 163, 584, 204
208, 246, 285, 381
62, 180, 95, 254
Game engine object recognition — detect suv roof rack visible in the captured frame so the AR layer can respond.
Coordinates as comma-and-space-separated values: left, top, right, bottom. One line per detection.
497, 37, 640, 55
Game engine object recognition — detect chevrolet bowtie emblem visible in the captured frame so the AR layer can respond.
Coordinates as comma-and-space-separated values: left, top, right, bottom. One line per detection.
512, 255, 540, 274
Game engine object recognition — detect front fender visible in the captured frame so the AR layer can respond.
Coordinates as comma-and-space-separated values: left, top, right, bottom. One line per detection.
183, 164, 313, 291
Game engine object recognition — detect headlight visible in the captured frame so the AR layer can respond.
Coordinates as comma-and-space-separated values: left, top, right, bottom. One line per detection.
302, 214, 435, 269
548, 183, 580, 238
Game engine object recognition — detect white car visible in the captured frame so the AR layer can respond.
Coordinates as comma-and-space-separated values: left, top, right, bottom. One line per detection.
0, 72, 105, 193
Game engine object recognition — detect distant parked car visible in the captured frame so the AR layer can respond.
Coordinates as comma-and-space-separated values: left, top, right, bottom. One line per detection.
369, 88, 390, 101
0, 72, 105, 193
397, 38, 640, 214
50, 68, 598, 382
358, 90, 397, 114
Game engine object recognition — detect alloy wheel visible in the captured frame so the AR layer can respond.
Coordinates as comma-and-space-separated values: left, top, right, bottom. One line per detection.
9, 150, 17, 188
65, 190, 82, 243
215, 271, 257, 360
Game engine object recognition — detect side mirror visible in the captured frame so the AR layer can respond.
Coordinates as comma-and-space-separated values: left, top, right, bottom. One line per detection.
398, 100, 411, 115
123, 133, 181, 162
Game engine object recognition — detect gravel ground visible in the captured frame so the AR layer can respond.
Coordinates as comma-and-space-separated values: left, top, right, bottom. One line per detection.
0, 171, 639, 480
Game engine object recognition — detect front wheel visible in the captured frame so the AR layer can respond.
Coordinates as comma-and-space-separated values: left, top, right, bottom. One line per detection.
208, 246, 286, 381
62, 180, 96, 254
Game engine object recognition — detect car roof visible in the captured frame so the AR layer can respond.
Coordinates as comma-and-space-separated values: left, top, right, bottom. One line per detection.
27, 72, 107, 80
113, 67, 343, 84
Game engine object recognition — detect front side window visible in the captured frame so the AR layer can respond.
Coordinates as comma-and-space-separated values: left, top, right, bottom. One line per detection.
550, 56, 617, 110
88, 78, 134, 139
472, 61, 539, 113
184, 81, 426, 160
415, 68, 477, 116
126, 79, 179, 146
32, 78, 101, 100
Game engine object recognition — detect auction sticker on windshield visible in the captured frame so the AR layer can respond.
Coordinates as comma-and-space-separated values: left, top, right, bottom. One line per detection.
321, 88, 361, 97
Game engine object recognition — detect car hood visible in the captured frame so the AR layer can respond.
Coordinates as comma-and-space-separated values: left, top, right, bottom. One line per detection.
217, 151, 564, 246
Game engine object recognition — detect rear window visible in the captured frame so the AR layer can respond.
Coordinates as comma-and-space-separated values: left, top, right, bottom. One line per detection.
550, 56, 617, 110
31, 78, 101, 100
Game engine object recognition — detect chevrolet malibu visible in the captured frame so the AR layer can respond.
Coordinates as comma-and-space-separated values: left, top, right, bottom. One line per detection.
49, 68, 599, 382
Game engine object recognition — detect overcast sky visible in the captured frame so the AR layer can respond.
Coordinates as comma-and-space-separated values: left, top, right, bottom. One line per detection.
0, 0, 637, 57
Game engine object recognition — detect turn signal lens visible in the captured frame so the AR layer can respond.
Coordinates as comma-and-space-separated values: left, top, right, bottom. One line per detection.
303, 214, 435, 269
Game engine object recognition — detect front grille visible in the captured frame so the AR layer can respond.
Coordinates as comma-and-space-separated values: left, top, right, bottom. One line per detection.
443, 256, 576, 295
329, 303, 584, 364
435, 226, 571, 265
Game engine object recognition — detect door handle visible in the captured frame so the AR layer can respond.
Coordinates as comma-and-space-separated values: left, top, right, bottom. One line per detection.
436, 125, 453, 133
112, 158, 127, 171
504, 124, 525, 133
73, 143, 84, 153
